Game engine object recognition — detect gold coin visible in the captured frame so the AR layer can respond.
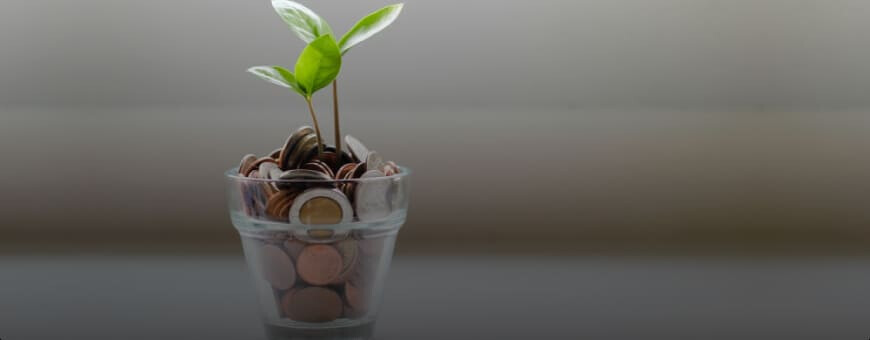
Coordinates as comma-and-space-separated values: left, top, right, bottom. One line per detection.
289, 189, 353, 225
299, 197, 343, 225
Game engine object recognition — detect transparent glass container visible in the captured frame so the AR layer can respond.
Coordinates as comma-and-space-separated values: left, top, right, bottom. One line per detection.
225, 167, 410, 340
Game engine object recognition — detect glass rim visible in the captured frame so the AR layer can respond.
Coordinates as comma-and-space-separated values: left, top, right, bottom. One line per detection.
225, 165, 411, 183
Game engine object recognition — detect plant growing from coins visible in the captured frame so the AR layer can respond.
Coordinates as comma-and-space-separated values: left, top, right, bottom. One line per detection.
248, 34, 340, 155
248, 0, 404, 157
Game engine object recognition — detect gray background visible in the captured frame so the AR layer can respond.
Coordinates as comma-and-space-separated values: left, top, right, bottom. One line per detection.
2, 0, 870, 253
4, 0, 870, 109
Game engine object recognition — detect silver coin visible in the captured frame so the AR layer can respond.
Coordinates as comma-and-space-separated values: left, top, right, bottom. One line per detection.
259, 162, 281, 191
258, 162, 278, 179
267, 167, 283, 180
259, 244, 296, 290
344, 135, 370, 163
289, 188, 354, 225
354, 170, 391, 222
365, 151, 384, 173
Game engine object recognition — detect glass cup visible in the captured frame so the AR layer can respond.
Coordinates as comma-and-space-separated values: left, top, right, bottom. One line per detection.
225, 167, 410, 340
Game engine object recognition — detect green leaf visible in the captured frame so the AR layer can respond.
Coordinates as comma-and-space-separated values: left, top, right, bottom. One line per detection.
339, 3, 404, 54
247, 66, 305, 96
271, 0, 333, 43
295, 35, 342, 96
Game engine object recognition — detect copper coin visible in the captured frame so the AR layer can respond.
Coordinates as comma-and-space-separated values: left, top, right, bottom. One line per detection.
298, 138, 322, 168
288, 134, 318, 170
277, 196, 295, 220
279, 126, 314, 169
301, 160, 335, 178
296, 245, 343, 286
335, 163, 357, 180
276, 169, 331, 191
266, 190, 298, 220
282, 287, 343, 323
238, 154, 257, 175
265, 192, 286, 218
313, 151, 341, 171
280, 169, 333, 181
261, 182, 277, 198
279, 289, 298, 317
324, 145, 355, 168
269, 147, 282, 159
341, 163, 363, 200
344, 280, 367, 311
352, 162, 368, 178
259, 245, 296, 290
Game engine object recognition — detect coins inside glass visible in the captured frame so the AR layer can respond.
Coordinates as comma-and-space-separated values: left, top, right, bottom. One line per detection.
259, 244, 296, 290
329, 240, 359, 284
296, 244, 344, 286
289, 188, 353, 225
281, 287, 343, 323
266, 190, 299, 220
354, 170, 391, 222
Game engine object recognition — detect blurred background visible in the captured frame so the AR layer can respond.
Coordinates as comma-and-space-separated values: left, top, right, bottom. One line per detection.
2, 0, 870, 255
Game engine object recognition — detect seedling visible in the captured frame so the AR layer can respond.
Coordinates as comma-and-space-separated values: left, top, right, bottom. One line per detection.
248, 0, 404, 157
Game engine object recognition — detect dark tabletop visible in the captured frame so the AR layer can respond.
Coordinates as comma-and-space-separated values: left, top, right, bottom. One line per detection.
0, 255, 867, 340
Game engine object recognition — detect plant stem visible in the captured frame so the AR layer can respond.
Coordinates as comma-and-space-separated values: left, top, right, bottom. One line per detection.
305, 97, 325, 155
332, 80, 342, 159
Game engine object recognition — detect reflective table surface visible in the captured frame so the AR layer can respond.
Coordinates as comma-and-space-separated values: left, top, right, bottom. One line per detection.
1, 255, 867, 339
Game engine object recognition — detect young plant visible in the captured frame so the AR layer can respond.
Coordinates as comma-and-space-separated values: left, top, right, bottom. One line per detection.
268, 0, 404, 158
248, 34, 342, 154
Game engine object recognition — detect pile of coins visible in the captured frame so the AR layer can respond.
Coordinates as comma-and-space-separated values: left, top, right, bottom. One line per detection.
250, 234, 387, 323
234, 126, 405, 324
236, 126, 403, 224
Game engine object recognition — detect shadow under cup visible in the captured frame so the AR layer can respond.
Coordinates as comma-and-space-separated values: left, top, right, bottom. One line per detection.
225, 168, 410, 339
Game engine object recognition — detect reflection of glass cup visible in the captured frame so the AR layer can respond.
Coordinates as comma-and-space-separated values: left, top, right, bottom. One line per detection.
225, 168, 411, 339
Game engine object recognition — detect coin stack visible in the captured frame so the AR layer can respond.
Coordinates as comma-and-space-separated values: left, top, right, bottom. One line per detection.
251, 235, 387, 323
236, 126, 403, 224
235, 126, 403, 323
